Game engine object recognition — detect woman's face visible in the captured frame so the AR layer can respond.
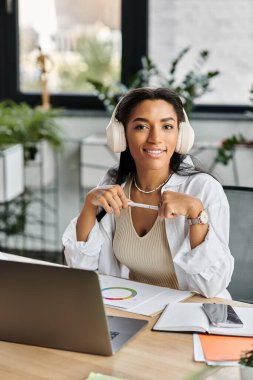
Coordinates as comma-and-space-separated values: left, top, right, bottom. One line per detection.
125, 99, 179, 172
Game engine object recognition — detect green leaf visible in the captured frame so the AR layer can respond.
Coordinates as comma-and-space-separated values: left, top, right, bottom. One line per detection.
86, 46, 220, 117
239, 349, 253, 367
0, 101, 63, 161
215, 134, 247, 165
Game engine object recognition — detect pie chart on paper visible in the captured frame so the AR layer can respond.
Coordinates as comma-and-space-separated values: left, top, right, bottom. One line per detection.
102, 286, 137, 300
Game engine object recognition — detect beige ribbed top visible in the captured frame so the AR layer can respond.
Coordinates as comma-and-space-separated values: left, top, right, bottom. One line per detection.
113, 179, 179, 289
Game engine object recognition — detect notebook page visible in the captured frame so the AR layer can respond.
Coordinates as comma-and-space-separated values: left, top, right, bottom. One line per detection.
153, 303, 209, 332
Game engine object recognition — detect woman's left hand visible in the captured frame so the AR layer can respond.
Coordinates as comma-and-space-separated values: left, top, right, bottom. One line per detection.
159, 190, 203, 219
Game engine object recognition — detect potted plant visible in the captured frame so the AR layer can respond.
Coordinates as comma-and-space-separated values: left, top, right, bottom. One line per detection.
88, 46, 220, 116
0, 100, 63, 161
239, 349, 253, 380
0, 101, 63, 237
0, 100, 64, 188
213, 83, 253, 168
214, 134, 253, 166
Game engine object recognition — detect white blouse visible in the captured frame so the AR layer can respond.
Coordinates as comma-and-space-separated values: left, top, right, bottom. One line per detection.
62, 166, 234, 299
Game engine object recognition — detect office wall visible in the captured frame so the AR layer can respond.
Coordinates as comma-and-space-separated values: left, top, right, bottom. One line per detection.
149, 0, 253, 106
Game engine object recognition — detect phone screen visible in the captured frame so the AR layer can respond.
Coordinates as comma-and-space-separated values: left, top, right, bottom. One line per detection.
202, 304, 243, 328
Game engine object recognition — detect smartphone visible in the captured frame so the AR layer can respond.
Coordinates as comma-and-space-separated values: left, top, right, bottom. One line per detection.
202, 304, 244, 328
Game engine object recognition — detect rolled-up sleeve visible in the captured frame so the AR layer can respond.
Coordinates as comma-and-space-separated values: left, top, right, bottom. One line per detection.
173, 199, 234, 298
62, 217, 104, 270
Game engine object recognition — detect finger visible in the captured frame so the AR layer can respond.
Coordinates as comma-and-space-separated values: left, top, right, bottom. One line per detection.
159, 203, 177, 219
165, 210, 177, 219
118, 192, 129, 208
112, 193, 124, 209
105, 193, 122, 216
109, 186, 128, 208
92, 191, 115, 214
112, 185, 128, 208
97, 197, 114, 214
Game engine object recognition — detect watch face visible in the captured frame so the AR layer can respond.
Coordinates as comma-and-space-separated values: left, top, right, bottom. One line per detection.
200, 210, 209, 224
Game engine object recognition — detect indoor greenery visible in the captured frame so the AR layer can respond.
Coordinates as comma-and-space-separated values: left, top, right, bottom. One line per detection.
239, 349, 253, 367
0, 101, 63, 237
215, 135, 253, 167
0, 101, 63, 161
214, 84, 253, 166
0, 191, 31, 235
215, 134, 247, 166
88, 46, 220, 115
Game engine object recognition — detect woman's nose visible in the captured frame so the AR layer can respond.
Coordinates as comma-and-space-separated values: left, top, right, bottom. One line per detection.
147, 127, 161, 143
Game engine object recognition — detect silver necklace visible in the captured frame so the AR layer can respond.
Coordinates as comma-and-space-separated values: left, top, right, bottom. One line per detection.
133, 173, 173, 194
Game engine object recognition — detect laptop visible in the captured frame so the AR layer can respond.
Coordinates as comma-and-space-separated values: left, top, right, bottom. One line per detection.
0, 259, 148, 356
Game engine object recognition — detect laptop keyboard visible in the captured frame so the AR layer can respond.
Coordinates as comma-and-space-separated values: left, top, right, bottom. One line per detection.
110, 331, 120, 340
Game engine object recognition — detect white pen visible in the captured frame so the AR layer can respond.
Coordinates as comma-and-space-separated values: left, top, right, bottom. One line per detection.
128, 201, 159, 211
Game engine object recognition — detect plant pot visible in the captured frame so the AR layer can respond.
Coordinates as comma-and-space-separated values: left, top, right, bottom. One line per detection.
214, 146, 253, 186
25, 140, 56, 189
0, 144, 24, 202
80, 134, 119, 189
240, 365, 253, 380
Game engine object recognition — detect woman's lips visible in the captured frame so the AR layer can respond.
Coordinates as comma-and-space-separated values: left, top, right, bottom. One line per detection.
143, 148, 166, 157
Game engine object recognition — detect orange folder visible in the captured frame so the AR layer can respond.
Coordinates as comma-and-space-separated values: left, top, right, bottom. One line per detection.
199, 334, 253, 361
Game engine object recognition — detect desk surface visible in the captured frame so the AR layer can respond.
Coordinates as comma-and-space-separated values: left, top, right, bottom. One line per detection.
0, 295, 250, 380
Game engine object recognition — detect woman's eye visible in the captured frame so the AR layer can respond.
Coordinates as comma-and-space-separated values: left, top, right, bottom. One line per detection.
134, 124, 148, 130
163, 124, 174, 130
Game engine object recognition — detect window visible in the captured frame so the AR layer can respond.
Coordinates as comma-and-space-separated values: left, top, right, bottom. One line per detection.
19, 0, 121, 95
0, 0, 148, 109
149, 0, 253, 113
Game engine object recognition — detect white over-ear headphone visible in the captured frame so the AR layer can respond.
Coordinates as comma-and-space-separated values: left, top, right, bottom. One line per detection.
106, 98, 195, 154
175, 108, 195, 154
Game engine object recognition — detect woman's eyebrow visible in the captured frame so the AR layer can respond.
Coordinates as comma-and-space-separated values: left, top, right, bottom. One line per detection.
160, 117, 176, 122
131, 117, 176, 122
131, 117, 149, 122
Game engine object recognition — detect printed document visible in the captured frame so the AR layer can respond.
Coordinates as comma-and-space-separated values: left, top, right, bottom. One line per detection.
99, 275, 192, 316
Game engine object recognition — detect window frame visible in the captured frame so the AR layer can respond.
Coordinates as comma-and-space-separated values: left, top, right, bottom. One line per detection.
0, 0, 148, 110
0, 0, 252, 115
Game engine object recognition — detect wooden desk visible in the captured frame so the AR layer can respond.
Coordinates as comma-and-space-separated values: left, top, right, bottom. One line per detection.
0, 296, 250, 380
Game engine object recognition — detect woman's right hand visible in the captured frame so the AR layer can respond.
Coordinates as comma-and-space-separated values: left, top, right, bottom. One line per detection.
84, 185, 129, 217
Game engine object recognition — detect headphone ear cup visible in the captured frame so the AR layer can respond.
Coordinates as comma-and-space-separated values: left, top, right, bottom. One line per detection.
175, 120, 195, 154
106, 119, 127, 153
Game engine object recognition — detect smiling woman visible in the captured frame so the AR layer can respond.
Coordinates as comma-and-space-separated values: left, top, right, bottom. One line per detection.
62, 87, 234, 299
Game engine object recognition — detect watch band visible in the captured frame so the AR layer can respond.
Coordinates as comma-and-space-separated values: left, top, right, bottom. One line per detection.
187, 210, 209, 225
